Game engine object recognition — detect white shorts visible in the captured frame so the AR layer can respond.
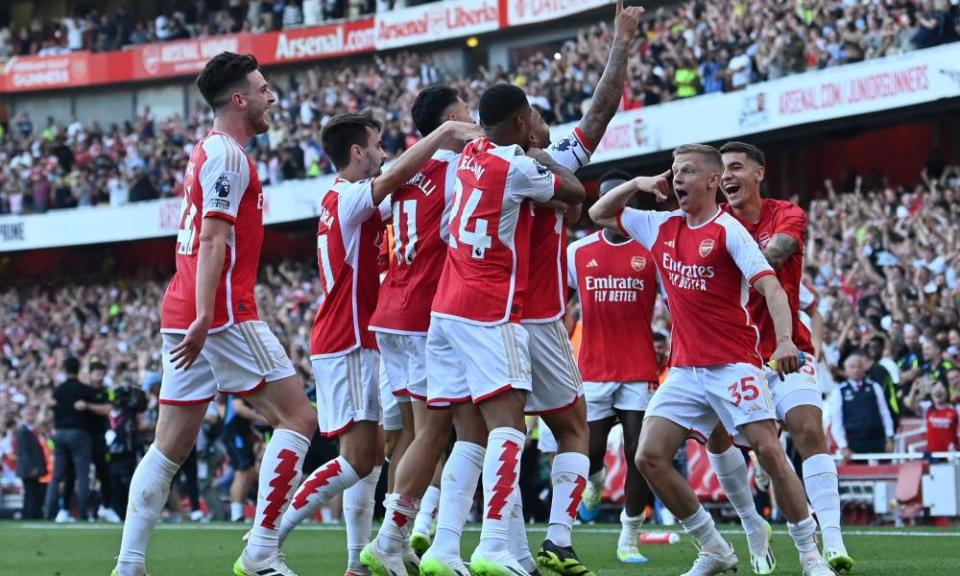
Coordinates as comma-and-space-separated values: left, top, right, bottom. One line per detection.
524, 321, 583, 414
538, 420, 558, 454
379, 353, 403, 432
376, 332, 426, 402
426, 317, 532, 407
645, 363, 775, 441
768, 353, 824, 420
311, 348, 382, 437
159, 321, 296, 405
585, 381, 657, 422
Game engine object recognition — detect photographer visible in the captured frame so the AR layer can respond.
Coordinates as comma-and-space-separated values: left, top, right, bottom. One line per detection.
105, 369, 149, 519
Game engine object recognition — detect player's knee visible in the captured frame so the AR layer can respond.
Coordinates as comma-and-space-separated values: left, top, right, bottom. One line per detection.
154, 437, 194, 465
383, 432, 399, 460
791, 419, 827, 457
706, 428, 732, 454
634, 444, 665, 478
752, 439, 787, 475
285, 405, 318, 439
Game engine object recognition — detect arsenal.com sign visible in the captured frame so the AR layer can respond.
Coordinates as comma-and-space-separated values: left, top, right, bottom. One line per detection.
262, 20, 376, 64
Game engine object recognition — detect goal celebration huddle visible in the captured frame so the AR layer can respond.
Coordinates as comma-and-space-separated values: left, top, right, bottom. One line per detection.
112, 4, 850, 576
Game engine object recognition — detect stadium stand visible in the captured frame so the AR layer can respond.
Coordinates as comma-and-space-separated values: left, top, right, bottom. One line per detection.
3, 2, 960, 213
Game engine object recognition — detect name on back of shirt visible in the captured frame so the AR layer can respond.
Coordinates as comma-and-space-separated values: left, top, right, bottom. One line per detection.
458, 155, 485, 180
318, 204, 334, 230
662, 253, 715, 292
405, 171, 438, 197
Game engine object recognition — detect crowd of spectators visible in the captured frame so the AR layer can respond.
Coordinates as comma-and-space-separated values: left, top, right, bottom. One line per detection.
3, 155, 960, 520
0, 1, 446, 57
804, 162, 960, 456
3, 1, 960, 213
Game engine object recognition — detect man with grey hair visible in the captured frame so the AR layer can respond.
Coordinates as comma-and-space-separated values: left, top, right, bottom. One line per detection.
829, 353, 895, 459
590, 144, 834, 576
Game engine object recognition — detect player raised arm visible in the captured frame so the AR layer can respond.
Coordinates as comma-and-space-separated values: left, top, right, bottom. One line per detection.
371, 120, 482, 204
588, 170, 671, 230
578, 0, 644, 148
753, 275, 800, 377
526, 147, 586, 204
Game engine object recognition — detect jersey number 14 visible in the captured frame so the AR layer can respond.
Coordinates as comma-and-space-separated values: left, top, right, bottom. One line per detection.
449, 181, 492, 259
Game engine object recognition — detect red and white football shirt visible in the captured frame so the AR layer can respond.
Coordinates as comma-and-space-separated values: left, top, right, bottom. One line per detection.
925, 405, 959, 452
432, 138, 558, 325
722, 199, 813, 360
618, 208, 774, 367
162, 131, 261, 333
568, 231, 659, 383
523, 127, 594, 324
310, 178, 390, 357
370, 149, 459, 335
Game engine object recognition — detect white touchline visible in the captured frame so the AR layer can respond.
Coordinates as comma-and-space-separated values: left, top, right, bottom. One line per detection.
16, 523, 960, 538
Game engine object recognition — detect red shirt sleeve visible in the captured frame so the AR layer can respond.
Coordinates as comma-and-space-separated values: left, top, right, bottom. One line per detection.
774, 203, 807, 247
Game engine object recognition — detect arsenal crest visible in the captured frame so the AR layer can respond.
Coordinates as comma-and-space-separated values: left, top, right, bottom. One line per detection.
631, 256, 646, 271
758, 231, 771, 249
699, 239, 715, 257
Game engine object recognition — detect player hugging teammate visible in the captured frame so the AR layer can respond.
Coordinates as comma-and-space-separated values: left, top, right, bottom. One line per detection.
116, 4, 850, 576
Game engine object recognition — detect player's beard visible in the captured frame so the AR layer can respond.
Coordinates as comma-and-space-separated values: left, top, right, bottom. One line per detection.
366, 152, 384, 177
250, 107, 270, 135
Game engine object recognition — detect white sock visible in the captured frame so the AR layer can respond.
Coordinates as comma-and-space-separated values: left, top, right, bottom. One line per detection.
413, 484, 441, 537
788, 516, 823, 563
230, 502, 245, 522
278, 456, 360, 545
378, 492, 420, 553
708, 446, 766, 535
246, 429, 310, 562
803, 454, 844, 552
430, 441, 484, 559
477, 427, 525, 555
344, 465, 381, 571
545, 451, 589, 548
619, 509, 645, 550
508, 498, 533, 569
116, 445, 180, 571
679, 507, 731, 554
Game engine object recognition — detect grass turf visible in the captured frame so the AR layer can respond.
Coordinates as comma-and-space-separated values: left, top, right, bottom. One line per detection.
1, 522, 959, 575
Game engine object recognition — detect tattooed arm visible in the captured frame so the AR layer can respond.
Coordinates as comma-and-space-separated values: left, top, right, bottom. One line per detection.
763, 233, 800, 270
577, 0, 644, 148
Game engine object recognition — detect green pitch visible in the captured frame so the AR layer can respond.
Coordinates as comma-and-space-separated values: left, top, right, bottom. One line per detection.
2, 523, 959, 575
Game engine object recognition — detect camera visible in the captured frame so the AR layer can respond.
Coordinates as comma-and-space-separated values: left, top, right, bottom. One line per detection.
111, 384, 148, 413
